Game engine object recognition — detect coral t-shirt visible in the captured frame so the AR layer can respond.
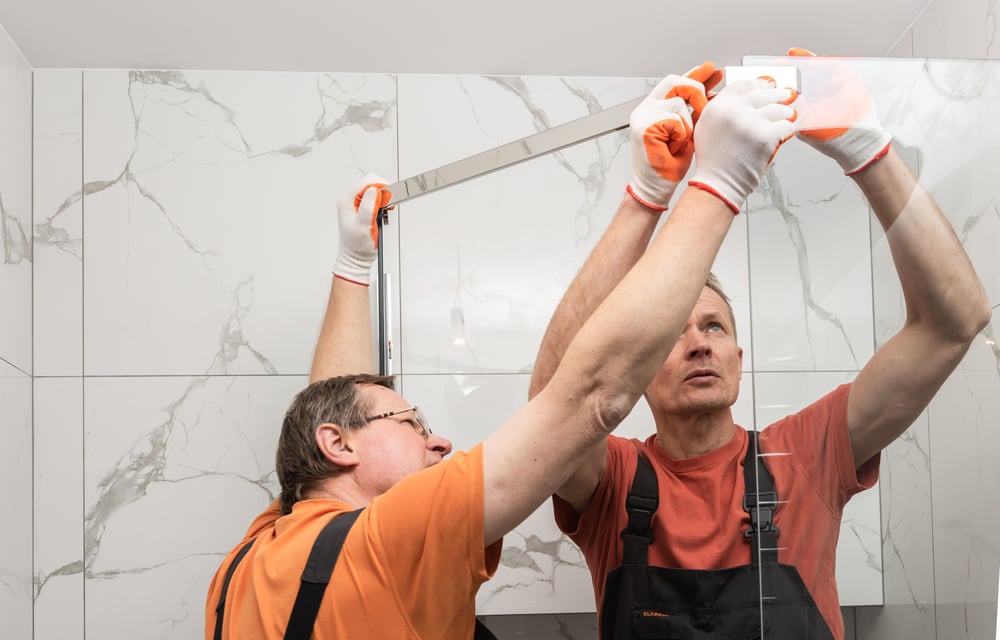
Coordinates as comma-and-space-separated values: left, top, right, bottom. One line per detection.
206, 444, 501, 640
553, 384, 878, 640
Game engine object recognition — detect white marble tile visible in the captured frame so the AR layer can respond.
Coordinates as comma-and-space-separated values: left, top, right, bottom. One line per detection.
929, 370, 1000, 640
34, 70, 84, 376
868, 60, 1000, 346
394, 74, 755, 375
394, 75, 645, 375
83, 375, 304, 639
34, 377, 84, 640
82, 70, 397, 376
35, 574, 84, 640
753, 371, 884, 606
746, 140, 876, 373
0, 28, 32, 374
0, 364, 32, 639
855, 411, 937, 639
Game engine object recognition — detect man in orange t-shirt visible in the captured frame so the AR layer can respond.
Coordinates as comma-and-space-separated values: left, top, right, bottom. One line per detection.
206, 68, 807, 639
530, 51, 990, 640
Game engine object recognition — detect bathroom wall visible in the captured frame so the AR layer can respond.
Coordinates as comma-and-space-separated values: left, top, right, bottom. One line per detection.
0, 22, 33, 640
12, 3, 1000, 638
25, 66, 892, 638
868, 4, 1000, 637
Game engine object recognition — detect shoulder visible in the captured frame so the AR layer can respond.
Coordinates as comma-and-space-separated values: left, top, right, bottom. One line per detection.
760, 383, 852, 442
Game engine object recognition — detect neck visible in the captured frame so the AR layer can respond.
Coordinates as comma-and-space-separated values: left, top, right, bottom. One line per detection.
652, 409, 737, 459
303, 475, 374, 510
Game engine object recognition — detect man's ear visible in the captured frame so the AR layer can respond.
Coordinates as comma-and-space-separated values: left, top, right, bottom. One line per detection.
315, 423, 360, 469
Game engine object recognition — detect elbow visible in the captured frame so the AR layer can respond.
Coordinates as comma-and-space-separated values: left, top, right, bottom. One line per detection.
957, 296, 993, 344
591, 390, 636, 434
972, 299, 994, 337
917, 291, 993, 348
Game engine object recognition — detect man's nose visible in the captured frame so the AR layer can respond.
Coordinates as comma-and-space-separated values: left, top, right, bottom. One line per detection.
686, 330, 711, 358
428, 434, 453, 456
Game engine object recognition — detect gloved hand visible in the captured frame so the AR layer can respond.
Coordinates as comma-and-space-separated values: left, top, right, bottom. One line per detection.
626, 62, 723, 211
688, 77, 798, 213
333, 173, 393, 286
788, 48, 892, 175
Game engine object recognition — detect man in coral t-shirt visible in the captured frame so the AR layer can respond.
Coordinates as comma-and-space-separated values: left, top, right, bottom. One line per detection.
530, 50, 990, 640
207, 67, 807, 639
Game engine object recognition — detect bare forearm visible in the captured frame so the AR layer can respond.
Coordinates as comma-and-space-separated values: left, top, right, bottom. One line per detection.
309, 276, 374, 382
485, 189, 734, 541
528, 195, 662, 398
846, 147, 991, 465
550, 188, 735, 420
852, 147, 990, 339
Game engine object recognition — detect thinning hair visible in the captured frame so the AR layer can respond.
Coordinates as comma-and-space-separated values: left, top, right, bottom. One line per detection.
276, 374, 395, 514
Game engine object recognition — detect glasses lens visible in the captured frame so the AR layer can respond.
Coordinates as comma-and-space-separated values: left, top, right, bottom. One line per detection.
414, 407, 431, 435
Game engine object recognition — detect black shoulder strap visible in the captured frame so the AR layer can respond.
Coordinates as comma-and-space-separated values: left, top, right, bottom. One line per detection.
213, 537, 256, 640
621, 450, 659, 566
218, 508, 500, 640
283, 508, 364, 639
743, 430, 780, 567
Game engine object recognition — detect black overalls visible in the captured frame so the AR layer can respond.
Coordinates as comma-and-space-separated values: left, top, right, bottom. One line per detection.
600, 432, 836, 639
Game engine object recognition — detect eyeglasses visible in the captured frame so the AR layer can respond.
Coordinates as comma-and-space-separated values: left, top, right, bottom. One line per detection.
361, 406, 432, 437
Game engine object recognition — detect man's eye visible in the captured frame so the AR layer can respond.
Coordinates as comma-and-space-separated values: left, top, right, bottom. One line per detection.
707, 323, 723, 332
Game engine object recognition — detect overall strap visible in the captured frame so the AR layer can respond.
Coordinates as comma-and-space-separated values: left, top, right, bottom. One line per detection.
283, 508, 365, 640
283, 507, 498, 640
213, 537, 256, 640
621, 450, 659, 566
743, 430, 780, 567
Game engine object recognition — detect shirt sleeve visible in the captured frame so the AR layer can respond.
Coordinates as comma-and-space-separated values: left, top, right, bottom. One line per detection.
552, 436, 633, 570
762, 383, 880, 512
369, 444, 501, 619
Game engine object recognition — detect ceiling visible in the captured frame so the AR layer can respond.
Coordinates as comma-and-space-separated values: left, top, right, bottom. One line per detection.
0, 0, 930, 77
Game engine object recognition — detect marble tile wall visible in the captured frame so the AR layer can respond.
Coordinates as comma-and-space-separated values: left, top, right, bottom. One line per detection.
749, 56, 1000, 640
32, 69, 398, 639
22, 59, 999, 640
0, 23, 32, 640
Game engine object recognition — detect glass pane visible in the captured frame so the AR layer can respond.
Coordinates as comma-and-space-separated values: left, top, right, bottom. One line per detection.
384, 59, 1000, 638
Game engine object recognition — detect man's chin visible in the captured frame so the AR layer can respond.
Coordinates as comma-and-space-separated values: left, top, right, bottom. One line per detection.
656, 392, 735, 416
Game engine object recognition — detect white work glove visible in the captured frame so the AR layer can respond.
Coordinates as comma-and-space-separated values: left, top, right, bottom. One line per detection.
788, 48, 892, 175
627, 62, 722, 211
332, 173, 393, 286
688, 78, 798, 213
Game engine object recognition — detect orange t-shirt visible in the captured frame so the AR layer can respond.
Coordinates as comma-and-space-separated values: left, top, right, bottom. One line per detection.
553, 383, 878, 640
205, 444, 502, 640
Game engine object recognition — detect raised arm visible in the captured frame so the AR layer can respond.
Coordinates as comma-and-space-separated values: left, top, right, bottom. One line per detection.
789, 49, 991, 466
527, 66, 723, 511
848, 149, 989, 464
309, 175, 392, 382
481, 75, 799, 544
529, 63, 723, 400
